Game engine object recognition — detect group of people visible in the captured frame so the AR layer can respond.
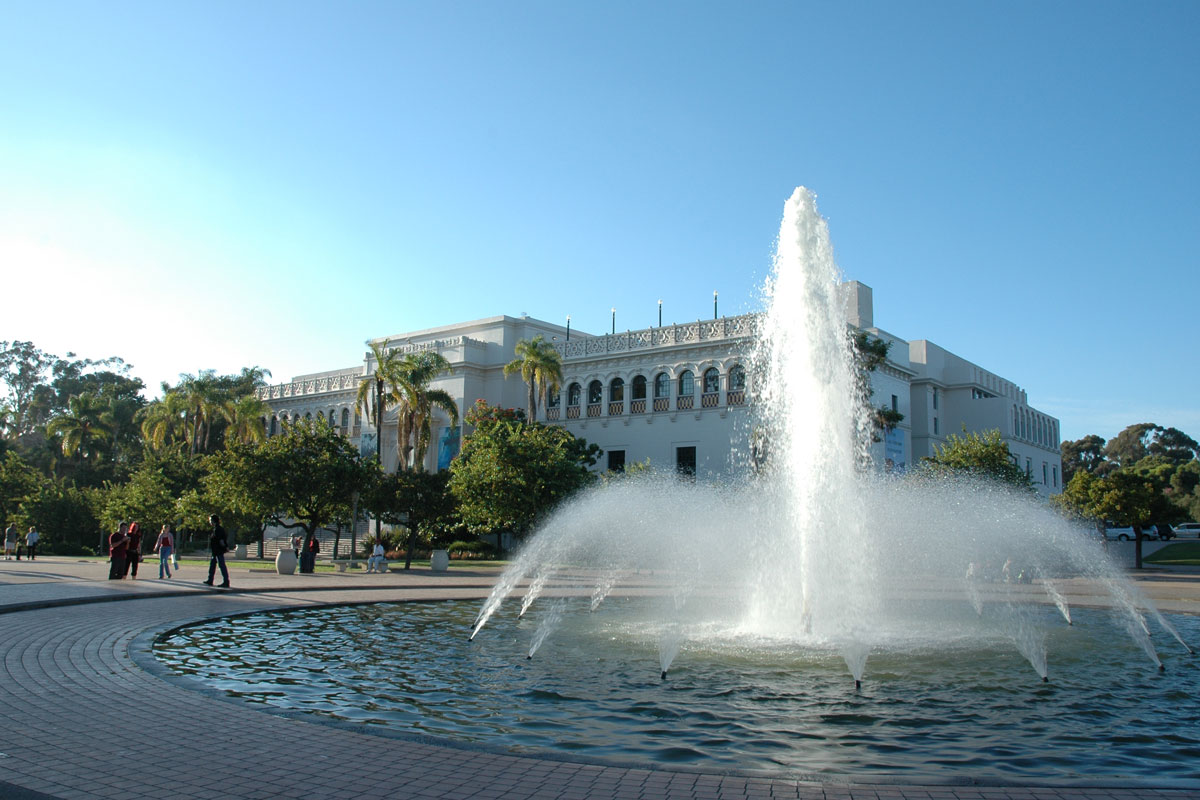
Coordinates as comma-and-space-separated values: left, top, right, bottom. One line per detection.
3, 524, 40, 560
107, 515, 232, 587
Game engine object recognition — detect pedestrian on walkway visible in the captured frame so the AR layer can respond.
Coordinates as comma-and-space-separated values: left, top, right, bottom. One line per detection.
4, 523, 16, 560
108, 522, 130, 580
154, 524, 174, 579
204, 514, 230, 588
24, 527, 39, 560
123, 522, 143, 579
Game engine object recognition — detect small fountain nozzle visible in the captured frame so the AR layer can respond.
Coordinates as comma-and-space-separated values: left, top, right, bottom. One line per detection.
855, 679, 861, 691
1159, 663, 1166, 672
1042, 676, 1048, 683
660, 670, 667, 680
526, 654, 533, 661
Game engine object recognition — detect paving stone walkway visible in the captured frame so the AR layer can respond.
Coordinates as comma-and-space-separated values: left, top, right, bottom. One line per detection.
1, 557, 1197, 800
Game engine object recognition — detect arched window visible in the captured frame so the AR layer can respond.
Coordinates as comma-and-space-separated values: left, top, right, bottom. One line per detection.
587, 380, 603, 417
546, 389, 560, 408
701, 368, 720, 407
728, 365, 746, 405
341, 408, 350, 429
270, 416, 278, 435
608, 378, 625, 415
328, 410, 336, 427
677, 370, 694, 410
567, 383, 582, 419
630, 375, 647, 414
653, 372, 670, 411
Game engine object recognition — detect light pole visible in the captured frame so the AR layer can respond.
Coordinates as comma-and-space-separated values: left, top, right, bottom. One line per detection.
658, 299, 662, 327
713, 290, 718, 320
611, 307, 616, 335
566, 315, 571, 342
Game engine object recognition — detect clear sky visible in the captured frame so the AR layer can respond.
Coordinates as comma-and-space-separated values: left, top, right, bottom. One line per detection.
1, 1, 1196, 444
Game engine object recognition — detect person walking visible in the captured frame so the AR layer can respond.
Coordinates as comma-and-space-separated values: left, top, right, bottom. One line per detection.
108, 522, 130, 580
154, 524, 174, 579
4, 523, 16, 560
123, 522, 144, 579
204, 514, 231, 588
24, 527, 39, 560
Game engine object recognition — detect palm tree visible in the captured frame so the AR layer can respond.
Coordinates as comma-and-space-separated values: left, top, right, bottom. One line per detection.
46, 393, 114, 464
390, 352, 458, 471
503, 336, 564, 423
222, 395, 270, 447
139, 391, 191, 453
355, 342, 403, 467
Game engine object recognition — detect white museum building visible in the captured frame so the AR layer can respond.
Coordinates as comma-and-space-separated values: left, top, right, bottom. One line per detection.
256, 281, 1063, 498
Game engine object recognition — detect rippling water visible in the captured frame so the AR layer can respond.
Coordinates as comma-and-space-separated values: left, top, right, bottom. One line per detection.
155, 599, 1200, 782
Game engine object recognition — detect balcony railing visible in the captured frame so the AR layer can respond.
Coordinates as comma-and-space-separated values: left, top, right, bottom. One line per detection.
653, 398, 669, 412
727, 390, 745, 405
553, 313, 757, 360
608, 402, 623, 416
566, 406, 580, 419
545, 407, 560, 421
701, 392, 720, 408
630, 399, 646, 414
587, 404, 602, 418
677, 395, 694, 410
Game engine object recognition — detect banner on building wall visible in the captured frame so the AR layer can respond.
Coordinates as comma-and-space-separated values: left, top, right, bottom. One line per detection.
359, 431, 377, 460
884, 427, 906, 473
437, 426, 461, 471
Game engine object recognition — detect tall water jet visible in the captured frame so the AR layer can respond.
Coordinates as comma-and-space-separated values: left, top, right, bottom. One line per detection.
471, 186, 1189, 684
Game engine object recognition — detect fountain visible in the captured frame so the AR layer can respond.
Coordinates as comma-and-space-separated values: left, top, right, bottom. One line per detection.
156, 188, 1198, 781
471, 187, 1191, 685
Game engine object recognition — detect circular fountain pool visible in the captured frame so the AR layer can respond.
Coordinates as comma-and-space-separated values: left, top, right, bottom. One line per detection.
155, 597, 1200, 783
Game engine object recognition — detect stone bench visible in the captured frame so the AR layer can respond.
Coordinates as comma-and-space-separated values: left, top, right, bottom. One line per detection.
330, 559, 362, 573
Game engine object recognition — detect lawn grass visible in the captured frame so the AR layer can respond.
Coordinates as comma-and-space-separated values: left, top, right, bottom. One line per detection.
1143, 541, 1200, 565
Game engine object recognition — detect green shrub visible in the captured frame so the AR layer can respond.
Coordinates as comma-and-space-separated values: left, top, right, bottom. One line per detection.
447, 539, 497, 559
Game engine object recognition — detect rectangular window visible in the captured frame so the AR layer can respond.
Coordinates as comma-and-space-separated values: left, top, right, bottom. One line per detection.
607, 450, 626, 473
1053, 466, 1058, 487
891, 394, 898, 412
933, 417, 939, 435
1026, 457, 1032, 476
1042, 463, 1048, 485
676, 446, 696, 478
933, 389, 939, 410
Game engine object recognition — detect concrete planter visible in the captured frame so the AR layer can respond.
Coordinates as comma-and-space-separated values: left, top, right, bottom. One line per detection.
275, 549, 298, 575
430, 549, 450, 572
234, 544, 247, 559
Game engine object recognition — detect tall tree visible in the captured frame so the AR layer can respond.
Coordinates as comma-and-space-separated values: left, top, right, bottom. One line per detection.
503, 336, 564, 423
46, 393, 114, 466
1060, 434, 1108, 484
139, 391, 191, 454
222, 395, 270, 447
355, 342, 404, 468
391, 351, 457, 471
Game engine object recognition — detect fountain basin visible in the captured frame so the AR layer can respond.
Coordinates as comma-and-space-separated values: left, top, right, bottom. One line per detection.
154, 597, 1200, 784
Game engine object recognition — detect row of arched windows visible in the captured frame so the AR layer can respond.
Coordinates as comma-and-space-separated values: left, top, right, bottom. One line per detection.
549, 366, 746, 420
268, 407, 361, 437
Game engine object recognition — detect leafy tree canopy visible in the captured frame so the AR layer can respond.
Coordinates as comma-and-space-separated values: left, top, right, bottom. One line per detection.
206, 417, 371, 545
449, 400, 600, 541
923, 428, 1032, 490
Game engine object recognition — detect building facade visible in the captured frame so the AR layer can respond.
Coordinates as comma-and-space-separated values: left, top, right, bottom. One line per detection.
256, 281, 1062, 497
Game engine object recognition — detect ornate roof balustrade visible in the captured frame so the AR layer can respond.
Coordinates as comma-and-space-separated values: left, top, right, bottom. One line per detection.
257, 371, 362, 401
554, 313, 758, 359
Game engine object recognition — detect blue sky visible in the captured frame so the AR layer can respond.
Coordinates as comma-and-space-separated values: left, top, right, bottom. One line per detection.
1, 1, 1196, 444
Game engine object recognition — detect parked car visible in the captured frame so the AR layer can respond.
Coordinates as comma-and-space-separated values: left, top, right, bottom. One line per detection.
1173, 522, 1200, 539
1103, 523, 1164, 541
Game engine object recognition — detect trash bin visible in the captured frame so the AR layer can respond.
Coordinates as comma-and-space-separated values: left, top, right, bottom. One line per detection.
299, 551, 316, 573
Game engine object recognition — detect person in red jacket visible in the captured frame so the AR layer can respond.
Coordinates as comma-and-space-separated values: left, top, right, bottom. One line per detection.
123, 522, 143, 579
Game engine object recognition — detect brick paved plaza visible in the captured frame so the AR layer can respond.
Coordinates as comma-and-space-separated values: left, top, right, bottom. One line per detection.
1, 557, 1197, 800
